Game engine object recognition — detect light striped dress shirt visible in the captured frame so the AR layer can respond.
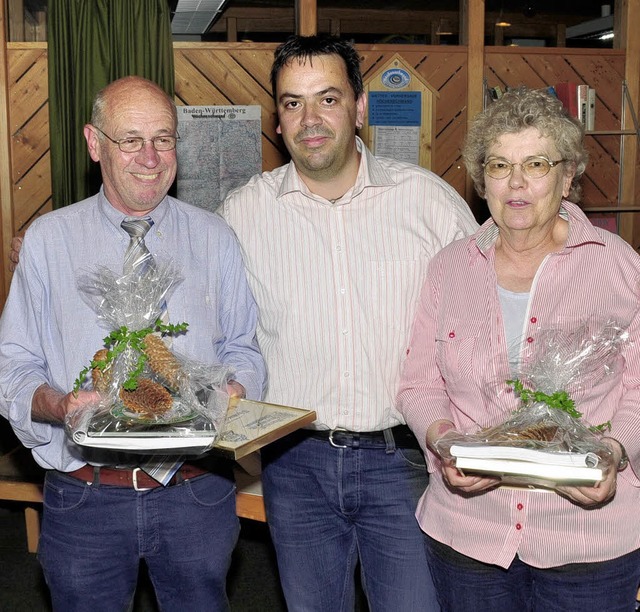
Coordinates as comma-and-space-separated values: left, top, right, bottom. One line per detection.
398, 201, 640, 567
221, 137, 478, 431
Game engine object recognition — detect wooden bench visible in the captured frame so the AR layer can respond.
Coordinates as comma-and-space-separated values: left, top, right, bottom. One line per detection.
0, 446, 266, 553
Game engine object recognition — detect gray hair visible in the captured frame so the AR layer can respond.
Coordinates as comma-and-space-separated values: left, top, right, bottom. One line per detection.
462, 86, 588, 202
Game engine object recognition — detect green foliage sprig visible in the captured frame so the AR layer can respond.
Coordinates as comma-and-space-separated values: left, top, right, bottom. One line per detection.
74, 319, 188, 394
507, 379, 611, 433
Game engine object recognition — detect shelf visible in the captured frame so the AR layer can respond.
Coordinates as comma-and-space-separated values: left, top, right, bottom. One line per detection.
583, 206, 640, 213
586, 130, 637, 136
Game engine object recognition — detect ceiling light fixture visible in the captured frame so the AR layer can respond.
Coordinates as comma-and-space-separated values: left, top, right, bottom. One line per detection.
496, 11, 511, 27
496, 2, 511, 27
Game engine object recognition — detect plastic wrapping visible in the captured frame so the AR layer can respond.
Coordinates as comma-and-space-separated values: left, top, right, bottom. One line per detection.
65, 263, 231, 454
435, 322, 628, 487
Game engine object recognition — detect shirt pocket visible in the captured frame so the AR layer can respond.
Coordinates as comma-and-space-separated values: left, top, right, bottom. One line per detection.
436, 319, 484, 384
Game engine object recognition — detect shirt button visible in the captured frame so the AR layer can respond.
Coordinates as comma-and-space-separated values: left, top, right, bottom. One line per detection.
530, 317, 537, 323
517, 503, 523, 510
516, 523, 522, 530
336, 245, 342, 252
342, 329, 349, 335
344, 371, 350, 378
448, 331, 455, 338
527, 337, 534, 343
340, 288, 346, 294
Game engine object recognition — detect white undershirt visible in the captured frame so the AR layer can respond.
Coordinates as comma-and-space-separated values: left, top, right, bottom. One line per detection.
497, 284, 530, 373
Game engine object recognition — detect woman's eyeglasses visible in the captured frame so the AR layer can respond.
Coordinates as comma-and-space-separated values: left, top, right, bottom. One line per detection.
483, 156, 566, 180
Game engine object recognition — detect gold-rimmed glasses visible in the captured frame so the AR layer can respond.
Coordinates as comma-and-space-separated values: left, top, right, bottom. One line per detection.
483, 156, 566, 180
92, 126, 179, 153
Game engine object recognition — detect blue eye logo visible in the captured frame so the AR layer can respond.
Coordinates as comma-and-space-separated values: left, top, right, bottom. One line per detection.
381, 68, 410, 89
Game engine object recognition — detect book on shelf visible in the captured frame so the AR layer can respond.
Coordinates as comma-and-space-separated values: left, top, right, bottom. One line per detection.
587, 87, 596, 131
554, 81, 596, 129
577, 84, 589, 126
555, 81, 579, 118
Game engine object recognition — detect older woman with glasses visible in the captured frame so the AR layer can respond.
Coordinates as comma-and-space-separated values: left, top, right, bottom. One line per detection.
397, 86, 640, 611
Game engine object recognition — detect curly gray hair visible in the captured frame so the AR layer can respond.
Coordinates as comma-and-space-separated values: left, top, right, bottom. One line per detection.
462, 86, 588, 202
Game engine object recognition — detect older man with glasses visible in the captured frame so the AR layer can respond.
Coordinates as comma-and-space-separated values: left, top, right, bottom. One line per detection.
0, 75, 265, 612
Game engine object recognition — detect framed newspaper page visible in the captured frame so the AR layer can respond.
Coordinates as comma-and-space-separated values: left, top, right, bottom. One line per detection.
212, 398, 316, 460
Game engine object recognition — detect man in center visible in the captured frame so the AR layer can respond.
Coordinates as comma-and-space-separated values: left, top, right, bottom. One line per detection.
220, 35, 478, 611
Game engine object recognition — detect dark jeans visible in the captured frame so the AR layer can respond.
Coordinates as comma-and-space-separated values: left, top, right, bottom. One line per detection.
38, 468, 239, 612
425, 534, 640, 612
262, 432, 440, 612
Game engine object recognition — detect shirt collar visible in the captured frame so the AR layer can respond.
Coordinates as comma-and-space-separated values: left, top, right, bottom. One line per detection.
277, 136, 395, 203
470, 200, 606, 260
97, 186, 171, 233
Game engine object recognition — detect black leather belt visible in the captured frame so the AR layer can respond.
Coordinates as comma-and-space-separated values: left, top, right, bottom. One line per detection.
302, 424, 421, 450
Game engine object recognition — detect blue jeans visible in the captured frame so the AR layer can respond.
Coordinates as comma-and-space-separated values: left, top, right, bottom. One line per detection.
425, 535, 640, 612
38, 467, 240, 612
261, 432, 440, 612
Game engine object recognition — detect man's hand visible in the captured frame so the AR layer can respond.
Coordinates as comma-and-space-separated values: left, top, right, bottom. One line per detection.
226, 380, 246, 399
9, 236, 23, 272
32, 384, 100, 424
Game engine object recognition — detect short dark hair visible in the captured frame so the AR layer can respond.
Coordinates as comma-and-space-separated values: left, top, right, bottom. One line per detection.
270, 35, 364, 101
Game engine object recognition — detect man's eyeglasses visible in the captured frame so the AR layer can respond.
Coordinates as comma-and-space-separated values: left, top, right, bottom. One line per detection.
92, 126, 179, 153
483, 156, 566, 180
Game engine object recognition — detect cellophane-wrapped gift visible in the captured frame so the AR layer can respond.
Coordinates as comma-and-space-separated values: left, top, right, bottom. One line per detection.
66, 261, 231, 454
434, 322, 628, 488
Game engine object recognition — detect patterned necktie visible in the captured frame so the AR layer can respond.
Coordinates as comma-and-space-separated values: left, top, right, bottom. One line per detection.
121, 217, 183, 485
121, 217, 154, 275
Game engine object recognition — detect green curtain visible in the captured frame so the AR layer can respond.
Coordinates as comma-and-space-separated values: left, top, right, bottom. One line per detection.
47, 0, 175, 208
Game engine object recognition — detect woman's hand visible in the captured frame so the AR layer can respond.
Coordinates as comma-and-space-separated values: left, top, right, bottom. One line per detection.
555, 438, 624, 507
441, 458, 501, 493
427, 419, 500, 494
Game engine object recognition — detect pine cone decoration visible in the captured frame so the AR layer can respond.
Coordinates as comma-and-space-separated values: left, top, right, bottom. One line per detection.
91, 348, 112, 394
142, 334, 183, 389
119, 378, 173, 417
516, 424, 559, 442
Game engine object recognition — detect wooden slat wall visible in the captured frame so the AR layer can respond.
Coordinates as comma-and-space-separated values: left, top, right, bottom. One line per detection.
8, 45, 51, 234
2, 42, 637, 307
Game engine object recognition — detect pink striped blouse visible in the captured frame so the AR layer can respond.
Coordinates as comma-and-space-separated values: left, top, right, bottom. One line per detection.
397, 201, 640, 567
220, 137, 478, 431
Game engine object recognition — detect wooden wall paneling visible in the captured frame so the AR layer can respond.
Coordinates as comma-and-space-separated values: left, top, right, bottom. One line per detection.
412, 51, 467, 177
12, 151, 51, 232
465, 0, 484, 212
619, 0, 640, 246
8, 49, 47, 132
0, 5, 14, 304
227, 47, 287, 169
174, 53, 230, 104
11, 102, 48, 184
7, 47, 46, 84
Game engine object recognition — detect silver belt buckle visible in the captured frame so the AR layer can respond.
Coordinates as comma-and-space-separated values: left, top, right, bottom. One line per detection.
329, 428, 348, 449
132, 467, 152, 492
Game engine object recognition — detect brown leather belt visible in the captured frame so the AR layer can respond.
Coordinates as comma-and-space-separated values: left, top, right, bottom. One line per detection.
66, 463, 209, 490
